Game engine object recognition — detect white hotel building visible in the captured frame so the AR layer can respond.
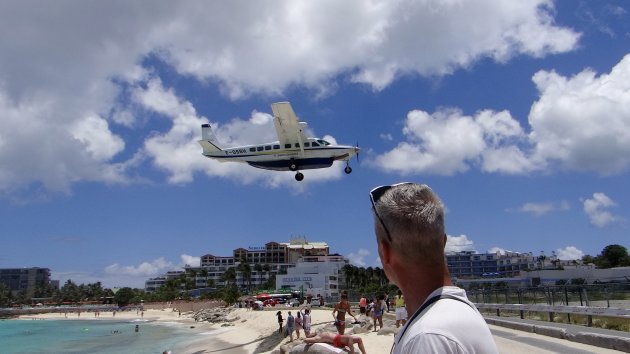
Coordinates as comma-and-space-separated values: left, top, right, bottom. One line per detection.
275, 254, 349, 300
145, 238, 346, 293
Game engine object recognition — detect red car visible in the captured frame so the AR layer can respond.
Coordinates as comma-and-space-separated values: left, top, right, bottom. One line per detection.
263, 299, 277, 307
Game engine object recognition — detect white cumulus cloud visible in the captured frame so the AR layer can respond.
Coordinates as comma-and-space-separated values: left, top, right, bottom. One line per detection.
370, 108, 532, 175
445, 234, 475, 253
0, 1, 579, 195
346, 248, 371, 267
180, 254, 201, 267
515, 200, 571, 216
372, 54, 630, 177
104, 257, 175, 277
528, 54, 630, 175
582, 192, 621, 227
555, 246, 584, 260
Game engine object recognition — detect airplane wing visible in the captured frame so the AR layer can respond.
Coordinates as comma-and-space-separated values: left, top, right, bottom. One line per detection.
271, 102, 309, 147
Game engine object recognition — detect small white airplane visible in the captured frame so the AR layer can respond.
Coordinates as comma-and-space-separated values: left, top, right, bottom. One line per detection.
198, 102, 360, 181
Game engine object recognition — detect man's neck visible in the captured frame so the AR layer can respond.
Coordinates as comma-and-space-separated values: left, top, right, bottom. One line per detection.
398, 263, 453, 316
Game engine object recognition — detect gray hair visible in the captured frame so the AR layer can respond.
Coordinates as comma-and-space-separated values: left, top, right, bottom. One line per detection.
374, 183, 445, 265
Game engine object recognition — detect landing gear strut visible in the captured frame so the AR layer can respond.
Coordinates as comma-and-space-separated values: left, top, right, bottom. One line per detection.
295, 172, 304, 181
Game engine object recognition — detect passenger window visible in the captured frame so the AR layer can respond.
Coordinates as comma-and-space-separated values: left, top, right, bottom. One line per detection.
273, 145, 280, 150
295, 143, 300, 148
312, 142, 319, 146
265, 145, 271, 151
257, 146, 263, 151
304, 142, 310, 147
249, 147, 256, 152
285, 144, 291, 149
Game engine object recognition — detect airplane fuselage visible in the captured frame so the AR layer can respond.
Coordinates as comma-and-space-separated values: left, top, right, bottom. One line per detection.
202, 138, 358, 171
199, 102, 359, 181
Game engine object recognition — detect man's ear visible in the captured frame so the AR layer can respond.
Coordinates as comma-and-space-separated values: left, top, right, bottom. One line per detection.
378, 237, 392, 266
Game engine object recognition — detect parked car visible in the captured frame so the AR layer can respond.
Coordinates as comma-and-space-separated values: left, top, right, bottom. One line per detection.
288, 298, 301, 307
263, 299, 277, 307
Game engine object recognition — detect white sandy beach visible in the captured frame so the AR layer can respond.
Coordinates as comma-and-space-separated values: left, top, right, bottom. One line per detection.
19, 306, 397, 353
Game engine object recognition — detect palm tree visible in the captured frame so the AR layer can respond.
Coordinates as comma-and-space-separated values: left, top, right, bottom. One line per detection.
342, 264, 355, 288
254, 264, 263, 288
221, 267, 237, 287
0, 283, 10, 307
263, 263, 271, 282
199, 268, 209, 288
238, 259, 252, 292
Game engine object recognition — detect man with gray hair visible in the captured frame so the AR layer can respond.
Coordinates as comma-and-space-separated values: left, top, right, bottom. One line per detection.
370, 182, 498, 354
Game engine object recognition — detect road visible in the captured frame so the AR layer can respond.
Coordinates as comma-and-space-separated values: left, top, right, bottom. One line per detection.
490, 325, 622, 353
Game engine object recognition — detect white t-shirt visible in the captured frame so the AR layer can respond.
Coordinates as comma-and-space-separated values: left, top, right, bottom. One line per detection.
392, 286, 498, 354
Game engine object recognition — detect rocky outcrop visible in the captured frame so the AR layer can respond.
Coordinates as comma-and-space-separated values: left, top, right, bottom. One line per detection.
193, 306, 238, 324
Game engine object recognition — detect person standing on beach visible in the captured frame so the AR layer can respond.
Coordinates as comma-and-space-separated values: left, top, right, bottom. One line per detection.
372, 294, 384, 331
302, 308, 312, 336
359, 294, 367, 315
394, 289, 407, 328
369, 182, 498, 353
286, 311, 295, 341
332, 290, 357, 335
276, 311, 283, 334
366, 299, 374, 317
294, 311, 303, 339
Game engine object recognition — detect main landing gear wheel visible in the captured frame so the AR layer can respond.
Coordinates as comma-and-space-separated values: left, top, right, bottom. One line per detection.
344, 166, 352, 174
289, 159, 298, 171
295, 172, 304, 181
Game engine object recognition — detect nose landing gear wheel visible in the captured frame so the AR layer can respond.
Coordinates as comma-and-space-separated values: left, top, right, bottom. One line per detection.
344, 166, 352, 174
295, 172, 304, 181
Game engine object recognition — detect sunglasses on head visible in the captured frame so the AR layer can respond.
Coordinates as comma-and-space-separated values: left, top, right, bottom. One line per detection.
369, 182, 414, 243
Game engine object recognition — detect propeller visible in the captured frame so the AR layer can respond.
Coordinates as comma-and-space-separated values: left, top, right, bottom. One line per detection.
355, 142, 360, 163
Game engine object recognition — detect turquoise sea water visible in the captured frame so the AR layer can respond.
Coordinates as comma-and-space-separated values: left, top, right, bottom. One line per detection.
0, 318, 201, 354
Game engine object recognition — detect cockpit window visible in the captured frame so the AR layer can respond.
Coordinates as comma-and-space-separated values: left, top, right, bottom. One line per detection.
317, 139, 331, 146
304, 142, 310, 147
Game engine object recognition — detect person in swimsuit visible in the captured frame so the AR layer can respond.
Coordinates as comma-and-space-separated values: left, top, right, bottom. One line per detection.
276, 311, 283, 334
372, 293, 385, 331
332, 291, 357, 334
304, 331, 367, 354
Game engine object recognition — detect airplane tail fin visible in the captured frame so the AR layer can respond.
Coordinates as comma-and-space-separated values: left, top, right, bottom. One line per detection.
198, 124, 222, 154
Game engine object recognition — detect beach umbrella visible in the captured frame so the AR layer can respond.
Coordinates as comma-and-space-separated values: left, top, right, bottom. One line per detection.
256, 293, 270, 299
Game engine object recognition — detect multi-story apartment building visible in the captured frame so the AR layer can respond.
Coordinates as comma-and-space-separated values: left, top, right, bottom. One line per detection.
145, 237, 333, 293
446, 251, 537, 278
0, 267, 52, 297
144, 271, 185, 293
275, 254, 348, 300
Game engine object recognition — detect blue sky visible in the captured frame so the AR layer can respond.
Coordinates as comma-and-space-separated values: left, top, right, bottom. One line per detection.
1, 1, 629, 288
